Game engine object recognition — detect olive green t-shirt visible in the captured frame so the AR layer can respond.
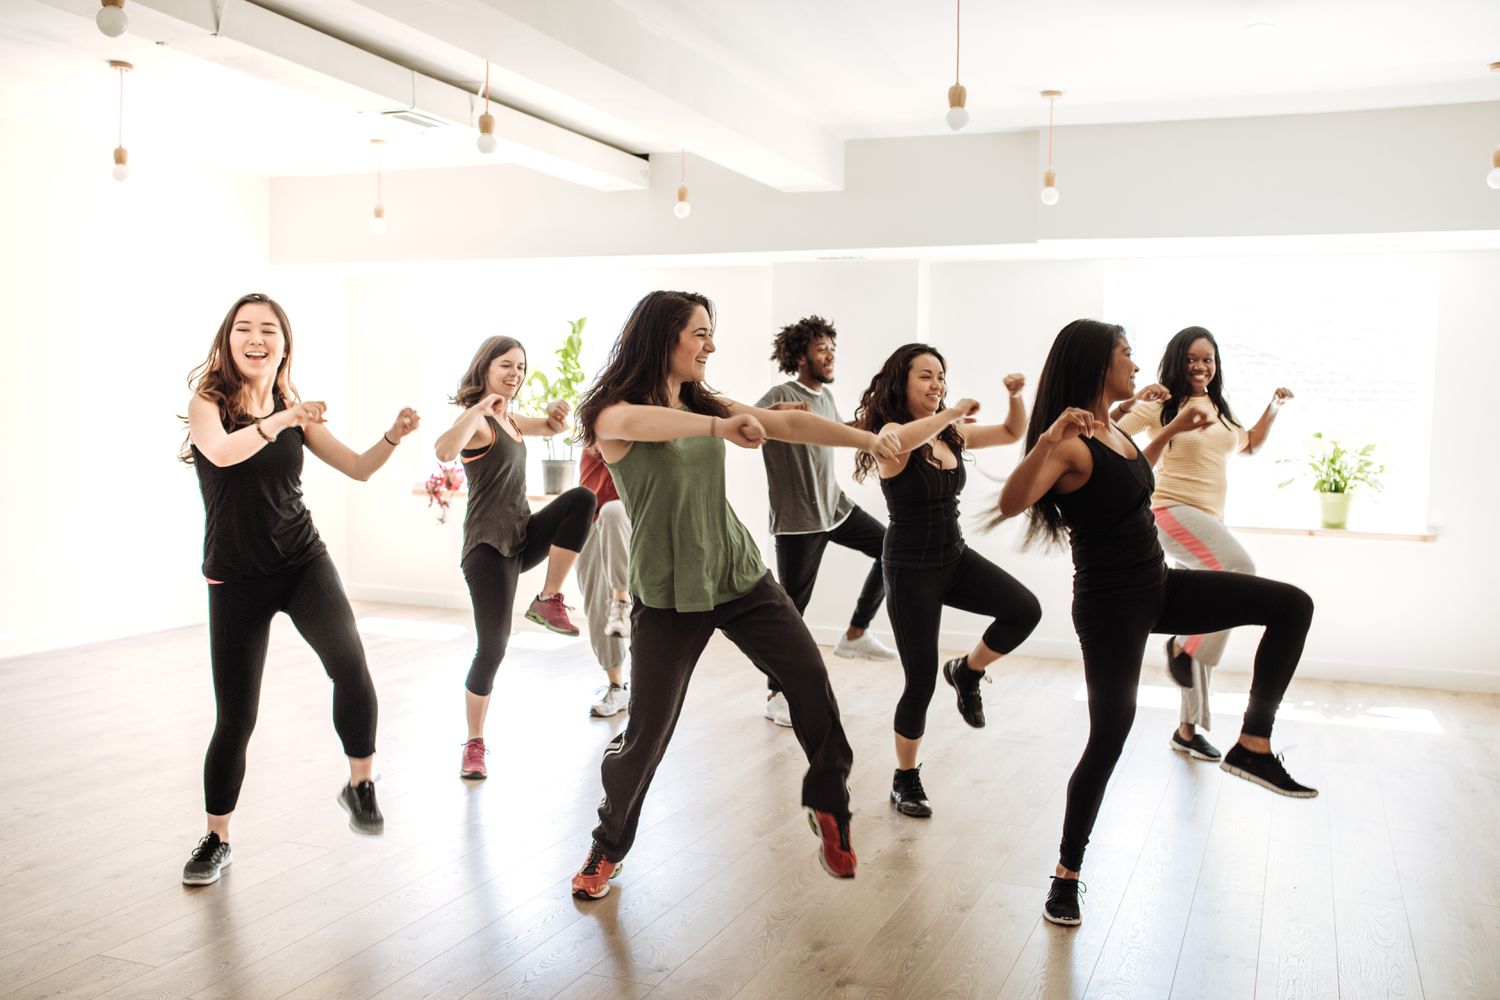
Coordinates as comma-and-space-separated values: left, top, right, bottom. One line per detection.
607, 434, 766, 612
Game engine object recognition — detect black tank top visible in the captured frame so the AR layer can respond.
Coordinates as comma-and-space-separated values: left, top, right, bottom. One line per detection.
1050, 432, 1165, 594
880, 447, 967, 568
459, 415, 531, 562
193, 395, 326, 582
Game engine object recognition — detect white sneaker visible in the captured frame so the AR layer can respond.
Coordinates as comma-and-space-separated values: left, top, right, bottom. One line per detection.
590, 683, 629, 718
604, 599, 631, 638
763, 691, 793, 728
834, 631, 897, 660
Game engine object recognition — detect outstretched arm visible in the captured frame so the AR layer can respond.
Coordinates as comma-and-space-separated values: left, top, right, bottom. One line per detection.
1243, 388, 1293, 455
997, 408, 1100, 518
959, 374, 1028, 448
307, 406, 421, 481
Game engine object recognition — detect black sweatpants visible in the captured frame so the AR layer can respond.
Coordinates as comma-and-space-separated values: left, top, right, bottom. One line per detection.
768, 504, 888, 694
884, 547, 1041, 740
461, 486, 595, 696
593, 572, 853, 860
204, 552, 375, 815
1059, 567, 1314, 871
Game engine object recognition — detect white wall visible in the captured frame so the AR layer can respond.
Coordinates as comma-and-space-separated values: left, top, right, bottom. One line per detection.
268, 103, 1500, 265
0, 121, 275, 659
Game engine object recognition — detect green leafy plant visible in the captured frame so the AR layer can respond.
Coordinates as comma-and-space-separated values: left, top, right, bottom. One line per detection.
522, 317, 588, 460
1278, 432, 1385, 495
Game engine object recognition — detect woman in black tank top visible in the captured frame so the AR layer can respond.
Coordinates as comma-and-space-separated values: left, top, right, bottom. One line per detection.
179, 293, 420, 886
434, 336, 597, 781
852, 343, 1041, 820
996, 319, 1316, 928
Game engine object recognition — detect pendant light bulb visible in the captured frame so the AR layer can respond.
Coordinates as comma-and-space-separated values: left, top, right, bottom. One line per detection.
371, 203, 387, 235
107, 60, 133, 182
112, 147, 129, 182
1040, 170, 1059, 206
946, 85, 969, 132
476, 113, 497, 155
674, 184, 692, 219
1488, 147, 1500, 190
97, 0, 127, 37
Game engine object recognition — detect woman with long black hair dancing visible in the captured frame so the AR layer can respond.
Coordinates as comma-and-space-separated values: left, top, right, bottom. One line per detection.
996, 319, 1316, 927
181, 292, 419, 885
853, 344, 1041, 819
569, 289, 901, 899
435, 336, 597, 779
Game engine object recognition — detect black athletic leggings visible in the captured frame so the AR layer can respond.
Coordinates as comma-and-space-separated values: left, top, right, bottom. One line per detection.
884, 546, 1042, 740
768, 505, 887, 694
204, 552, 375, 815
462, 486, 595, 696
1059, 567, 1313, 871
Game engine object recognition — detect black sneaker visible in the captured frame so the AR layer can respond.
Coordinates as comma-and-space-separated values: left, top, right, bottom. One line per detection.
338, 779, 385, 833
1165, 637, 1195, 689
890, 765, 933, 818
1220, 744, 1318, 798
1043, 876, 1085, 926
942, 657, 990, 728
1169, 730, 1222, 761
182, 831, 232, 886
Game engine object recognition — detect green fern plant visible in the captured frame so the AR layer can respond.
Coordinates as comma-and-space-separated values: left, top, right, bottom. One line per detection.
1278, 432, 1385, 495
522, 317, 588, 460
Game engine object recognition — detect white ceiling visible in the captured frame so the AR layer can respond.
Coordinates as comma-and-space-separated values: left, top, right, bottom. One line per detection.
3, 0, 1497, 186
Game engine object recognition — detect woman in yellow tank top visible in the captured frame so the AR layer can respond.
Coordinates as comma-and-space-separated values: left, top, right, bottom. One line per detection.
1113, 326, 1293, 762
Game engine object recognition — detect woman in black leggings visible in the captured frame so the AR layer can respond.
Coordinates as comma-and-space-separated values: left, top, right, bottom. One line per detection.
852, 344, 1041, 819
435, 336, 596, 780
181, 292, 420, 885
997, 319, 1316, 928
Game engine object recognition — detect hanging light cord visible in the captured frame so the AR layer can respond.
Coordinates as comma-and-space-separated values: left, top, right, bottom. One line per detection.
376, 148, 383, 203
680, 149, 685, 184
1046, 95, 1055, 169
954, 0, 962, 85
117, 66, 125, 148
484, 61, 490, 114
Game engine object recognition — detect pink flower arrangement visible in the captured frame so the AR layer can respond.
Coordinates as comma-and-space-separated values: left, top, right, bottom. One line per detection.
425, 462, 466, 524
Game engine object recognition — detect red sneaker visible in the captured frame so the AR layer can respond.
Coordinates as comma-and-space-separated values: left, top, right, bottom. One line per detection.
807, 809, 857, 879
525, 593, 580, 636
460, 737, 487, 779
571, 842, 623, 899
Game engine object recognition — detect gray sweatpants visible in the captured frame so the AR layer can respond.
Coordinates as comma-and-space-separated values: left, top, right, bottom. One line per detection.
575, 501, 631, 672
1152, 504, 1257, 731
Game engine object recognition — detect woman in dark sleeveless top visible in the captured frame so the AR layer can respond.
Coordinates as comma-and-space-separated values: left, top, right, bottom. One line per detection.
852, 344, 1041, 820
567, 290, 903, 900
997, 319, 1316, 928
434, 336, 597, 781
180, 292, 420, 886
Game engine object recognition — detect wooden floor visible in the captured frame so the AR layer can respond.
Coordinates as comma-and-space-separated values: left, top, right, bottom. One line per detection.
1, 604, 1497, 1000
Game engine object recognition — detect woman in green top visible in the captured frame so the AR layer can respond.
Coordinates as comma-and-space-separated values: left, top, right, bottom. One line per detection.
568, 289, 900, 899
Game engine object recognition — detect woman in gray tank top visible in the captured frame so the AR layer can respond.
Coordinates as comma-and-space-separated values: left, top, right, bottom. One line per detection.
564, 290, 902, 900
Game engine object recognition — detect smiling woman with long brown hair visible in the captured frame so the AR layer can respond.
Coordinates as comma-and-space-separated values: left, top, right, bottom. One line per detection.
180, 292, 419, 886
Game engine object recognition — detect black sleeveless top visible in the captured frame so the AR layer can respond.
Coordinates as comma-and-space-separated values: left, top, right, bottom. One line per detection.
459, 415, 531, 562
1050, 432, 1166, 595
193, 395, 326, 582
880, 447, 967, 568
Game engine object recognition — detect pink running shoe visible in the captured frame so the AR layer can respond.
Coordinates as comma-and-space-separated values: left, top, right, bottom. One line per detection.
460, 737, 487, 779
525, 593, 580, 636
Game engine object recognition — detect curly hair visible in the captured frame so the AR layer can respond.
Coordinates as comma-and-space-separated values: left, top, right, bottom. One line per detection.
769, 314, 837, 376
851, 343, 965, 482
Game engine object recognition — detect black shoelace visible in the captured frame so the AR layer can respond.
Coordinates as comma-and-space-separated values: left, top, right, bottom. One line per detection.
581, 844, 607, 875
190, 834, 223, 863
897, 768, 928, 802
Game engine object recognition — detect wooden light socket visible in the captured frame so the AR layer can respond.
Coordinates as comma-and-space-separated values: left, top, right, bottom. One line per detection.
948, 84, 967, 109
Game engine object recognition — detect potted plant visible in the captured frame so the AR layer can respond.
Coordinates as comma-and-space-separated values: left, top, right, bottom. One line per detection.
1278, 432, 1385, 529
522, 317, 588, 495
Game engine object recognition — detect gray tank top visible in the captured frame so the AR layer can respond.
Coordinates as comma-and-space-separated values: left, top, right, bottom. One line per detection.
460, 416, 531, 561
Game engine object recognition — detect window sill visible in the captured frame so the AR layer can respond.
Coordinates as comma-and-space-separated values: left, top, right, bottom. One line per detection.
413, 488, 559, 501
1228, 524, 1435, 542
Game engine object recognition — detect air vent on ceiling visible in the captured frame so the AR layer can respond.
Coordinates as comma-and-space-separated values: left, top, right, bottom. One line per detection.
380, 108, 448, 129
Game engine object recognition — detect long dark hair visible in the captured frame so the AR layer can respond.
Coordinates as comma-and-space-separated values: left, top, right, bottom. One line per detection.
1019, 319, 1124, 547
577, 290, 730, 446
451, 336, 526, 409
179, 292, 300, 464
851, 343, 965, 482
1157, 325, 1240, 433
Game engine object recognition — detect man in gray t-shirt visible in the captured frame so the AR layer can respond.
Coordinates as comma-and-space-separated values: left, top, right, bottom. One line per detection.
754, 316, 896, 728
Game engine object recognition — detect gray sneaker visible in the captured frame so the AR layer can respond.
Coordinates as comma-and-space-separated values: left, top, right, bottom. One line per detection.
182, 832, 232, 886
